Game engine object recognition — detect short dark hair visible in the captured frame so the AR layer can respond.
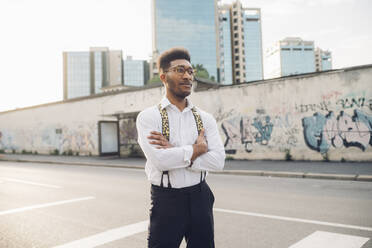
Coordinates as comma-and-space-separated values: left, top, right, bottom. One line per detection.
157, 47, 191, 72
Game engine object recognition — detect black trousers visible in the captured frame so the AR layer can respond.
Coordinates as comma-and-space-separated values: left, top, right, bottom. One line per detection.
148, 180, 215, 248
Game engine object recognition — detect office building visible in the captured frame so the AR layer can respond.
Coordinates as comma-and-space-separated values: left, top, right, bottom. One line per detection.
217, 1, 263, 84
218, 5, 233, 85
151, 0, 219, 81
124, 56, 150, 87
264, 37, 315, 79
315, 48, 332, 72
63, 47, 123, 100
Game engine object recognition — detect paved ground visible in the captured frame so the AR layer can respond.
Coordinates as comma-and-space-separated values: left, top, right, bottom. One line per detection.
1, 154, 372, 181
1, 161, 372, 248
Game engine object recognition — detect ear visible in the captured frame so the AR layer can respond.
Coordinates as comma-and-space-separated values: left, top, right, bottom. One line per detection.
160, 73, 166, 83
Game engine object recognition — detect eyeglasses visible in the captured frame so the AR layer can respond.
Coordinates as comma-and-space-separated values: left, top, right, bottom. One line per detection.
164, 66, 195, 76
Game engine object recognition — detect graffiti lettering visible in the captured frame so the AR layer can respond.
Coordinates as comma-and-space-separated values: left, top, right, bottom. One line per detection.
336, 97, 366, 109
295, 101, 331, 113
302, 110, 372, 153
221, 115, 274, 154
252, 116, 273, 145
214, 107, 237, 122
322, 91, 342, 101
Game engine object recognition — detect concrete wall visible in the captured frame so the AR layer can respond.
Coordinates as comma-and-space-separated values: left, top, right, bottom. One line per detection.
0, 65, 371, 161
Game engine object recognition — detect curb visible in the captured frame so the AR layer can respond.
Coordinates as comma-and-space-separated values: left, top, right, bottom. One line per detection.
1, 158, 372, 182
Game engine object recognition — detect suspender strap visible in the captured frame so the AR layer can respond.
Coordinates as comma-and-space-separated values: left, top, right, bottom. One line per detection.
160, 171, 172, 188
157, 103, 205, 188
192, 107, 206, 184
191, 107, 203, 135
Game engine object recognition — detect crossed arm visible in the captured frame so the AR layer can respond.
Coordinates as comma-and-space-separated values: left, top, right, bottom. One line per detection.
136, 111, 225, 172
148, 129, 208, 162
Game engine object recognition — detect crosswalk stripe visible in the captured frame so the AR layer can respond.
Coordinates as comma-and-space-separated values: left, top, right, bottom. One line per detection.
214, 208, 372, 232
289, 231, 369, 248
53, 220, 149, 248
0, 196, 95, 215
0, 177, 62, 189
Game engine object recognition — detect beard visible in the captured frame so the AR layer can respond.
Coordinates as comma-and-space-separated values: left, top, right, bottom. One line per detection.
166, 76, 191, 99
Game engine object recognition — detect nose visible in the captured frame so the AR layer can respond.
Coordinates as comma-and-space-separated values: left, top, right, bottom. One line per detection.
183, 71, 193, 80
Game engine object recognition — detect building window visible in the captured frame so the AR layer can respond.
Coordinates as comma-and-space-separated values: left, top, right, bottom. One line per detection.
236, 71, 240, 76
235, 63, 239, 68
233, 18, 237, 23
222, 17, 227, 21
234, 26, 238, 30
304, 48, 313, 51
235, 56, 239, 60
293, 48, 302, 51
234, 33, 238, 38
234, 48, 239, 53
236, 79, 240, 83
234, 41, 238, 45
281, 48, 290, 51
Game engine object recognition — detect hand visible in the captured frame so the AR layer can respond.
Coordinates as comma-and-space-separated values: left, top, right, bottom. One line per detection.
148, 131, 173, 149
191, 129, 208, 161
195, 129, 207, 147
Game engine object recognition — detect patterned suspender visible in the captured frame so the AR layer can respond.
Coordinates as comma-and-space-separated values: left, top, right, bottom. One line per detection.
157, 103, 205, 188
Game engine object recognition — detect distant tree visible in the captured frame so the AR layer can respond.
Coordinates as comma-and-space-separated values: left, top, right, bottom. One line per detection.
147, 75, 161, 84
193, 64, 215, 82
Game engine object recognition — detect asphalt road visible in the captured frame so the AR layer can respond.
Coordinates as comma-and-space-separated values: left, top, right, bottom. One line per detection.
1, 161, 372, 248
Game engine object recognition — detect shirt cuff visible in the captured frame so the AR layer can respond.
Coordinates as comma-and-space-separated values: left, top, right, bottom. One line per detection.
183, 145, 193, 166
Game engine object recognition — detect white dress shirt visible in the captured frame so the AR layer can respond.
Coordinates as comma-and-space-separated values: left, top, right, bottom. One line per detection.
136, 97, 226, 188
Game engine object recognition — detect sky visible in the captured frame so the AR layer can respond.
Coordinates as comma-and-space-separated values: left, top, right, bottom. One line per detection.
0, 0, 371, 112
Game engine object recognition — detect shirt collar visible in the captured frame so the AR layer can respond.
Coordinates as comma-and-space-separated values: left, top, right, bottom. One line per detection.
160, 96, 194, 111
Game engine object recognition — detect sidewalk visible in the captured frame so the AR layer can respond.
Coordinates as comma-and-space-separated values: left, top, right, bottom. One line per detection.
1, 154, 372, 182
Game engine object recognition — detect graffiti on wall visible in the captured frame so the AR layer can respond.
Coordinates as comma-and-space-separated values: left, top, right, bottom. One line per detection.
59, 124, 96, 153
296, 96, 372, 114
295, 101, 331, 113
221, 114, 274, 154
0, 130, 15, 150
119, 119, 137, 145
0, 124, 96, 154
302, 109, 372, 153
336, 97, 372, 110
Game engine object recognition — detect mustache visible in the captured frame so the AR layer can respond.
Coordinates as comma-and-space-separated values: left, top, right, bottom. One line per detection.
180, 81, 192, 85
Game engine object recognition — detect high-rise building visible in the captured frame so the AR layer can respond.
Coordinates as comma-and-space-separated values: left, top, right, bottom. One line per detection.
218, 5, 233, 85
217, 1, 263, 84
315, 48, 332, 72
151, 0, 219, 81
124, 56, 150, 87
63, 47, 123, 100
264, 37, 315, 79
242, 8, 263, 82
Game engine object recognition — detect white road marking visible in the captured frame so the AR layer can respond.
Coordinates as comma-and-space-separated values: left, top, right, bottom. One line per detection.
0, 177, 62, 189
53, 220, 149, 248
214, 208, 372, 232
0, 196, 95, 216
289, 231, 369, 248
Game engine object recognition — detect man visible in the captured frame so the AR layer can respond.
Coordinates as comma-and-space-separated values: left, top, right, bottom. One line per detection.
136, 47, 225, 248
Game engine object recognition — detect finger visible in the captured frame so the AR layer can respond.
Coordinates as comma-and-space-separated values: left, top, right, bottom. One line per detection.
150, 131, 162, 135
148, 134, 162, 140
149, 140, 162, 145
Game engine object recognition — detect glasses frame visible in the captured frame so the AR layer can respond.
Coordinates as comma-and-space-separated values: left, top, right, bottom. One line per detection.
164, 65, 195, 77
